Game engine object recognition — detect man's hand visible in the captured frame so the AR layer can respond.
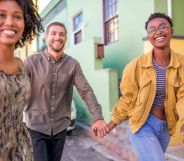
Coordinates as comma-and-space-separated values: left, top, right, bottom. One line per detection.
91, 120, 109, 138
180, 124, 184, 143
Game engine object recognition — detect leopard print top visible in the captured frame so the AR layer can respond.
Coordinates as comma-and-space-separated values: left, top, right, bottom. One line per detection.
0, 59, 33, 161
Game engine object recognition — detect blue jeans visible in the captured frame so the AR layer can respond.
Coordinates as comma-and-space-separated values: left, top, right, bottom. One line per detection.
28, 128, 67, 161
128, 114, 170, 161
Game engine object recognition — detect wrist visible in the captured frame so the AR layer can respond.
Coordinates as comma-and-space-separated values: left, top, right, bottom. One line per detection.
107, 121, 117, 131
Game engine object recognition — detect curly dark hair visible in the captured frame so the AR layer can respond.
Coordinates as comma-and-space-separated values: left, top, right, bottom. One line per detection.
15, 0, 44, 48
145, 12, 173, 30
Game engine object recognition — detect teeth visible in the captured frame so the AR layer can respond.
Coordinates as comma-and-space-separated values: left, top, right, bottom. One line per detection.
156, 36, 165, 41
3, 30, 16, 36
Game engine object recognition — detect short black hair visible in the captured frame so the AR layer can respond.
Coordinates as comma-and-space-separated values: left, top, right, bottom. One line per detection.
46, 22, 67, 35
145, 12, 173, 30
15, 0, 44, 48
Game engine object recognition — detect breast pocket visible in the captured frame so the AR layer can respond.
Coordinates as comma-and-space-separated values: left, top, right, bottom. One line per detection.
168, 77, 179, 107
169, 78, 179, 88
138, 78, 152, 105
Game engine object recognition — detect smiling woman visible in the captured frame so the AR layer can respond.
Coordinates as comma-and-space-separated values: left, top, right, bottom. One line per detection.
105, 12, 184, 161
0, 0, 43, 161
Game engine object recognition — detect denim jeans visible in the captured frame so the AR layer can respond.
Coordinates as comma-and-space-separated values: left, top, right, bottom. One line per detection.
28, 128, 67, 161
128, 114, 170, 161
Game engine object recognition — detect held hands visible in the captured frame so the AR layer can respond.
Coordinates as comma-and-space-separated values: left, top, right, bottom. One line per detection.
91, 120, 117, 138
92, 120, 109, 138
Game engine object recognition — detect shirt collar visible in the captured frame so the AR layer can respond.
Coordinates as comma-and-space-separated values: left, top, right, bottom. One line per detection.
140, 49, 180, 69
43, 48, 65, 63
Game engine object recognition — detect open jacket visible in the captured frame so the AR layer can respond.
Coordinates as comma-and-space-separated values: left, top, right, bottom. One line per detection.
112, 50, 184, 135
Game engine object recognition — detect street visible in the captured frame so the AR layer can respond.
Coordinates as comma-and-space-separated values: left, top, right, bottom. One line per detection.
61, 124, 183, 161
61, 125, 123, 161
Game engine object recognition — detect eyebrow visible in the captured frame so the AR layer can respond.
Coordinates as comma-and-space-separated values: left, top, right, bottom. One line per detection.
148, 23, 168, 28
0, 9, 23, 14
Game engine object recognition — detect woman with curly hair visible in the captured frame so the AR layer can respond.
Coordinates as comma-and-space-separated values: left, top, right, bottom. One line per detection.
0, 0, 43, 160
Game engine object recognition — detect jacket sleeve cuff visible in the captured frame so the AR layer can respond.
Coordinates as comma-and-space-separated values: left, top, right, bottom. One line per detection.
112, 117, 122, 124
93, 114, 104, 122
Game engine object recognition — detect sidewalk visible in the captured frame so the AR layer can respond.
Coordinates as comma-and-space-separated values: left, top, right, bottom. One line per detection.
77, 122, 184, 161
166, 144, 184, 161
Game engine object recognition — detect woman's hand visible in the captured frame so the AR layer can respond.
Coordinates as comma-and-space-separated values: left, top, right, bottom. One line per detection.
106, 121, 117, 132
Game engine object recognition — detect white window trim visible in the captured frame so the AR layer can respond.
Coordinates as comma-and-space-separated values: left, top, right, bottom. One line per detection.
167, 0, 172, 18
71, 11, 84, 45
71, 27, 84, 45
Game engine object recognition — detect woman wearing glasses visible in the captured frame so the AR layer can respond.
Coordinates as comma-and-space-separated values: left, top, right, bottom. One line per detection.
104, 12, 184, 161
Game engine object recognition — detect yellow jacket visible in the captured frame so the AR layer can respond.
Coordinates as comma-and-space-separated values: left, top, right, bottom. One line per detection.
112, 50, 184, 135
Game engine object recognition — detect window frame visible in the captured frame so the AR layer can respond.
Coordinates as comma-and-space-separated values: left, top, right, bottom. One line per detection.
72, 11, 83, 45
103, 0, 119, 45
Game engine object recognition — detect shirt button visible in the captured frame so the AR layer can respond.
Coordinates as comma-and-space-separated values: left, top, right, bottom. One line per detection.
50, 118, 54, 121
51, 107, 54, 111
52, 84, 55, 87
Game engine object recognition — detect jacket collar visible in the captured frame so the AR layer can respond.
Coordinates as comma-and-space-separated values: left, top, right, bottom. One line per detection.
140, 49, 180, 68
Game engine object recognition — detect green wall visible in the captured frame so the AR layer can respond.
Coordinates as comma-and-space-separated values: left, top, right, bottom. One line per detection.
103, 0, 155, 78
154, 0, 167, 13
172, 0, 184, 35
66, 0, 104, 45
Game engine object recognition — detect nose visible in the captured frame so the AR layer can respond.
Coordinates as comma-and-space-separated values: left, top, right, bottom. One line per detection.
155, 27, 162, 35
55, 34, 61, 40
4, 16, 14, 26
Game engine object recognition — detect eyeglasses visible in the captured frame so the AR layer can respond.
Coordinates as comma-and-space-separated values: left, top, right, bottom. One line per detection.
147, 23, 171, 36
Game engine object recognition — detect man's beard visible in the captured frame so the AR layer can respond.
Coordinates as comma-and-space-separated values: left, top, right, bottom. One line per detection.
50, 43, 64, 52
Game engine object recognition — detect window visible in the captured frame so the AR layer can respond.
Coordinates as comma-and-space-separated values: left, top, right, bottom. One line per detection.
73, 12, 83, 44
104, 0, 119, 44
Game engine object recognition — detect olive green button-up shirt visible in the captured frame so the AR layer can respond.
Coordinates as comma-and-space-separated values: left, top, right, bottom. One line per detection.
24, 49, 103, 135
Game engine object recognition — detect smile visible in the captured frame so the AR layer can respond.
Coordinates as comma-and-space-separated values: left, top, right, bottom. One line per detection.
2, 29, 16, 37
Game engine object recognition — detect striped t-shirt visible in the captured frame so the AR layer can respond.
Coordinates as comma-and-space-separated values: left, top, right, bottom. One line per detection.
152, 58, 167, 107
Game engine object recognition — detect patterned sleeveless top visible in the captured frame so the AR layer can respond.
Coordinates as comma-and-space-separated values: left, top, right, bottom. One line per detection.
0, 58, 33, 161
